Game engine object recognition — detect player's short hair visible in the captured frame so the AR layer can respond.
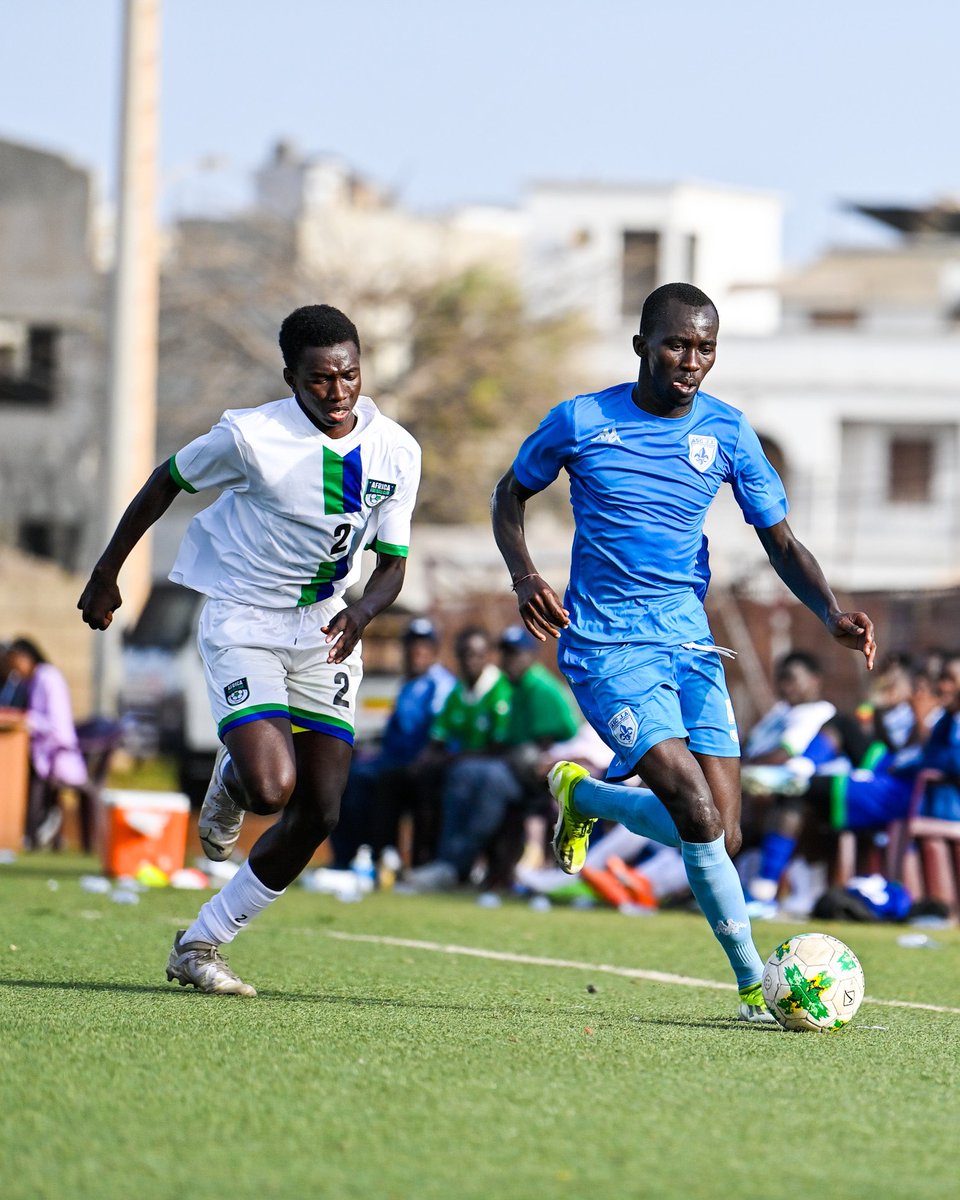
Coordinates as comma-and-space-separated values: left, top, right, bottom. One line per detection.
278, 305, 361, 369
639, 283, 717, 337
777, 650, 822, 677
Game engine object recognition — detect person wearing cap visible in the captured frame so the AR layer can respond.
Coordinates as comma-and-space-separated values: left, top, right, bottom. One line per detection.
400, 625, 579, 891
330, 617, 455, 866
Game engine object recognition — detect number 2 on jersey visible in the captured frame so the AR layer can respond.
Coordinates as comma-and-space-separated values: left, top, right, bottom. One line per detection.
331, 523, 351, 556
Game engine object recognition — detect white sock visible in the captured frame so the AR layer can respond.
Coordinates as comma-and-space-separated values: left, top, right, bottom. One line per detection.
183, 861, 285, 947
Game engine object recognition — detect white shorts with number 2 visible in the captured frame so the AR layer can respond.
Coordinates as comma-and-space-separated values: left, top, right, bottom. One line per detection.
197, 598, 363, 746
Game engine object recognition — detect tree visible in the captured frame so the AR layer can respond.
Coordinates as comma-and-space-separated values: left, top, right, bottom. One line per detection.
395, 267, 588, 523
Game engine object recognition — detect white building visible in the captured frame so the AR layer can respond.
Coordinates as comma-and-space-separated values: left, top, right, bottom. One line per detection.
519, 182, 960, 596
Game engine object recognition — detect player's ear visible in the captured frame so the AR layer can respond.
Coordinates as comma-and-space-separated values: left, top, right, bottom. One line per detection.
632, 333, 645, 359
282, 366, 295, 390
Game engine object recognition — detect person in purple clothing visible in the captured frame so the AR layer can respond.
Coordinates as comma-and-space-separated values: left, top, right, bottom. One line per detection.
1, 637, 88, 848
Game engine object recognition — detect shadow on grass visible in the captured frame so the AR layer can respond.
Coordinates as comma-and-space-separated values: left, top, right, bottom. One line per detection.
0, 978, 176, 996
0, 978, 782, 1031
637, 1014, 782, 1032
0, 976, 648, 1023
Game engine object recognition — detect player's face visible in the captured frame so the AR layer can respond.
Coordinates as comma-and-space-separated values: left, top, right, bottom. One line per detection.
776, 662, 820, 706
938, 659, 960, 711
404, 638, 436, 678
500, 646, 534, 684
284, 341, 361, 437
633, 302, 718, 415
457, 634, 490, 687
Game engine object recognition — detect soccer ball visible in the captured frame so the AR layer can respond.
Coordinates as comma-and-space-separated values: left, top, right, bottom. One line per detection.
761, 932, 865, 1032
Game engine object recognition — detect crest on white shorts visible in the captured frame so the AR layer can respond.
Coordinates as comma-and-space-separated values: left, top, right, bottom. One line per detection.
607, 706, 639, 749
224, 677, 249, 707
688, 435, 718, 473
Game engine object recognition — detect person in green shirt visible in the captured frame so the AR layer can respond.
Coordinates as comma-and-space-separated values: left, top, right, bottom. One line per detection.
427, 626, 513, 753
401, 625, 580, 891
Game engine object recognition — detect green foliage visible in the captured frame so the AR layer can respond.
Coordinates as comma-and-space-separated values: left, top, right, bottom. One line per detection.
398, 268, 589, 523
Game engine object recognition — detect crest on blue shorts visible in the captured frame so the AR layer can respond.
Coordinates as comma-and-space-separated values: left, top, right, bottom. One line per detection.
608, 706, 639, 749
688, 435, 718, 473
224, 677, 249, 707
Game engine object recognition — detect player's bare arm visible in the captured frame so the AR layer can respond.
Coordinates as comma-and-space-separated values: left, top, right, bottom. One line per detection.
78, 462, 183, 630
491, 467, 569, 641
322, 552, 407, 663
755, 519, 877, 670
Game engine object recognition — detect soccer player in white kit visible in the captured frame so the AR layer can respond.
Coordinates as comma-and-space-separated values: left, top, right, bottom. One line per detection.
79, 305, 421, 995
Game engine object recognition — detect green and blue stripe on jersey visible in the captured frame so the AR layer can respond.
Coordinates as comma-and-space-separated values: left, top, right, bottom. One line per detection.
323, 445, 363, 514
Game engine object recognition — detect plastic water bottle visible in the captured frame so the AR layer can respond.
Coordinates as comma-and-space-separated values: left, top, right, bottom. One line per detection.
377, 846, 402, 891
351, 845, 377, 895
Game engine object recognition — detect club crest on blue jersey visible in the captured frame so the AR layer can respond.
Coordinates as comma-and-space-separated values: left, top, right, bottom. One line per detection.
364, 479, 397, 507
688, 435, 718, 473
607, 706, 639, 749
224, 677, 249, 707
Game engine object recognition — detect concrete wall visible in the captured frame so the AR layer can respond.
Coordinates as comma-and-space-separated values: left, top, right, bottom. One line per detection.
0, 139, 108, 573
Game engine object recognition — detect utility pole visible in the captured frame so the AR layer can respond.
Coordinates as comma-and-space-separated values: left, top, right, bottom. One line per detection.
93, 0, 161, 714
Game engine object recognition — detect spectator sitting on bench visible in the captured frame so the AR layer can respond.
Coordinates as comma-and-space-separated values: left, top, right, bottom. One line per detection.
743, 652, 960, 916
400, 625, 580, 892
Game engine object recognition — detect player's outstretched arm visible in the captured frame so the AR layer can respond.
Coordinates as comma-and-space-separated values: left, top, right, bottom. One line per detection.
491, 468, 569, 642
755, 519, 877, 670
78, 462, 183, 631
322, 553, 407, 664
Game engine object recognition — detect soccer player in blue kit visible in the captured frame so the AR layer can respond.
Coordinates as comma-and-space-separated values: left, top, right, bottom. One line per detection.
491, 282, 876, 1022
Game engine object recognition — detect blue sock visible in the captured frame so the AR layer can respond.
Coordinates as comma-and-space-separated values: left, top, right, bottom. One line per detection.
681, 834, 764, 990
756, 831, 797, 888
572, 778, 680, 848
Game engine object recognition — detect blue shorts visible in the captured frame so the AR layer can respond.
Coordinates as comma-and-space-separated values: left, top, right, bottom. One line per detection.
828, 771, 913, 830
558, 638, 740, 780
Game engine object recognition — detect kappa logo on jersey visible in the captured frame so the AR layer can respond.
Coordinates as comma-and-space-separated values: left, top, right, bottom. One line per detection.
364, 479, 397, 507
224, 677, 249, 707
688, 435, 718, 472
593, 425, 622, 445
607, 706, 639, 749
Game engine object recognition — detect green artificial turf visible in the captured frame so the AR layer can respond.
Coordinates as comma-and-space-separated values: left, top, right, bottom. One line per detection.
2, 854, 958, 1200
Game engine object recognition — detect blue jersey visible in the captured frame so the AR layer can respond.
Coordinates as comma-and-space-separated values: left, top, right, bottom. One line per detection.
378, 662, 456, 768
513, 383, 788, 645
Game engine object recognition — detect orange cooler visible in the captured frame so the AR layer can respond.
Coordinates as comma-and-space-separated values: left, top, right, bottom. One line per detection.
101, 789, 190, 878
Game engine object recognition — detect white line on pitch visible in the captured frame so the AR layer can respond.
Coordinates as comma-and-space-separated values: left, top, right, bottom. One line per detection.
327, 931, 960, 1016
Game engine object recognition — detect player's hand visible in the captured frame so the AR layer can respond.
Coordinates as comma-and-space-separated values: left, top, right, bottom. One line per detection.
322, 609, 365, 663
514, 573, 570, 641
829, 611, 876, 670
77, 572, 122, 631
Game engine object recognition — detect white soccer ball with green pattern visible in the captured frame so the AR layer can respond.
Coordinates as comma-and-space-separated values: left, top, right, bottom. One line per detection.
761, 932, 865, 1032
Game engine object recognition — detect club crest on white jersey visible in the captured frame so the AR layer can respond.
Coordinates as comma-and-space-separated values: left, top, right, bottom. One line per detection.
608, 706, 639, 749
364, 479, 397, 507
688, 435, 718, 472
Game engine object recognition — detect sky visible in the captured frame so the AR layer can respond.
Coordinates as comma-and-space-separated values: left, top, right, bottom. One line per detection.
1, 0, 958, 264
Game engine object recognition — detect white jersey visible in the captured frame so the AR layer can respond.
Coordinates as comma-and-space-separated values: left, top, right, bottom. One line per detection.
168, 395, 421, 609
743, 699, 837, 759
